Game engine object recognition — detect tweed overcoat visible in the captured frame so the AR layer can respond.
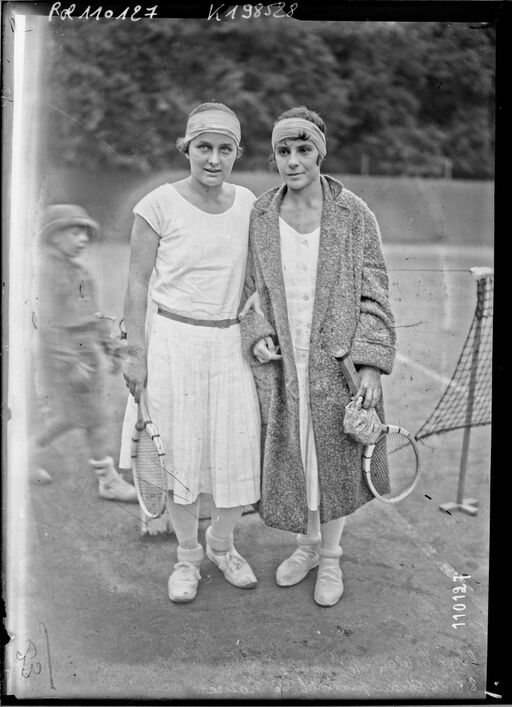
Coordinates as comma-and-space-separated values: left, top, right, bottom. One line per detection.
240, 175, 396, 534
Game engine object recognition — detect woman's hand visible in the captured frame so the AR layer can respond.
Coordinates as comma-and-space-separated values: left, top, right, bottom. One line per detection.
239, 291, 264, 318
355, 365, 382, 409
123, 347, 147, 403
253, 336, 282, 364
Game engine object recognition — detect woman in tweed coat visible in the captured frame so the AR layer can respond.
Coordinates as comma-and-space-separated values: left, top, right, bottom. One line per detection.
240, 106, 396, 606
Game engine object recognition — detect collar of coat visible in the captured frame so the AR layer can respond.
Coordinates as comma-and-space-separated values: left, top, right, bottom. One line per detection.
250, 174, 356, 351
252, 173, 350, 215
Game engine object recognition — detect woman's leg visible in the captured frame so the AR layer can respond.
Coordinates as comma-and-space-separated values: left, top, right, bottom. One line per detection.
315, 516, 346, 607
205, 499, 257, 588
209, 503, 243, 540
320, 516, 346, 552
299, 508, 322, 545
167, 496, 204, 603
167, 496, 201, 549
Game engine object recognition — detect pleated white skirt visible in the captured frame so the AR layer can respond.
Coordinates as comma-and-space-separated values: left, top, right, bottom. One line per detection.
119, 312, 261, 508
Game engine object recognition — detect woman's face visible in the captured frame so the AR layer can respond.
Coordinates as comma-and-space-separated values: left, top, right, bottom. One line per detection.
187, 132, 238, 187
274, 139, 322, 192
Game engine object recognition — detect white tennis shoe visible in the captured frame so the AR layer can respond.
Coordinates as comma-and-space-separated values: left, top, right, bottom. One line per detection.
314, 559, 344, 607
206, 545, 257, 588
168, 562, 201, 603
275, 545, 320, 586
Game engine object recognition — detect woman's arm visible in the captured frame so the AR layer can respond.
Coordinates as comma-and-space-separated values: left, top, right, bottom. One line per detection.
123, 214, 159, 402
238, 235, 277, 361
349, 206, 396, 409
351, 207, 396, 376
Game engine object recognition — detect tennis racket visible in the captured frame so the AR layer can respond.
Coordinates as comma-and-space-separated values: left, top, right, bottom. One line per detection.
334, 347, 421, 503
131, 390, 167, 519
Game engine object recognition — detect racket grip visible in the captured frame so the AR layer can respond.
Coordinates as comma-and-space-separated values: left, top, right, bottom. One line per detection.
334, 347, 360, 396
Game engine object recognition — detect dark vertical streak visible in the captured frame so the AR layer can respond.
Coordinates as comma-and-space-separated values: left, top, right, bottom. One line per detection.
39, 623, 56, 690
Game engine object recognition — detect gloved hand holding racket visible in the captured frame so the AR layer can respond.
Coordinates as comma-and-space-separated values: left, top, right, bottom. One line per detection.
335, 346, 421, 503
343, 396, 382, 445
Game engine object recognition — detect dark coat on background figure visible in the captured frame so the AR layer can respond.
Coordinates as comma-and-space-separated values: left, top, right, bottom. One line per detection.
35, 245, 110, 428
240, 175, 396, 534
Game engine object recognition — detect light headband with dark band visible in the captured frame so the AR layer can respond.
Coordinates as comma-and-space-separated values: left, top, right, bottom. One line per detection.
271, 118, 327, 159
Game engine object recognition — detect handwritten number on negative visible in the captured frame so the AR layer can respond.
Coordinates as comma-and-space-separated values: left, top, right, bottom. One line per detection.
16, 640, 42, 679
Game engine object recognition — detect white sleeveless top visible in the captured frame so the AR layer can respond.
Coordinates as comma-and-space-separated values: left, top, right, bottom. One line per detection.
134, 183, 256, 319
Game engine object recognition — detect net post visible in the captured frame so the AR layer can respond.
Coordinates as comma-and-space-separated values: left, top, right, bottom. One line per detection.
439, 269, 492, 516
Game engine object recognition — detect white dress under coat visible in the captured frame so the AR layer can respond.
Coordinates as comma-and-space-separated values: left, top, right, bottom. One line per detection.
279, 217, 321, 511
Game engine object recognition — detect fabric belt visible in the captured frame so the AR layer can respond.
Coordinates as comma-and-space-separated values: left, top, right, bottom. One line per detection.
157, 307, 239, 329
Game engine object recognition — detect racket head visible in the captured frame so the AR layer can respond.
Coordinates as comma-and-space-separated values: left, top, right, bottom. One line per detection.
363, 425, 421, 503
131, 393, 167, 519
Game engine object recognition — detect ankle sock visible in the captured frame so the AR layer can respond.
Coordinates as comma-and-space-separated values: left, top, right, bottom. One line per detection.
176, 543, 204, 567
319, 545, 343, 560
206, 526, 233, 554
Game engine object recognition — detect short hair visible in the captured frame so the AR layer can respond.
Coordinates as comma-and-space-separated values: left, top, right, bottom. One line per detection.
271, 105, 326, 166
176, 102, 243, 158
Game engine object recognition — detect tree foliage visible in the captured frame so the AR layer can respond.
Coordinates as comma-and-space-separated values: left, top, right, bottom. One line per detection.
46, 19, 495, 178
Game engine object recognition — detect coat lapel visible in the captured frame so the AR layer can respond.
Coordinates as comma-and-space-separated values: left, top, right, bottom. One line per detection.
310, 176, 351, 342
252, 185, 298, 387
252, 185, 286, 302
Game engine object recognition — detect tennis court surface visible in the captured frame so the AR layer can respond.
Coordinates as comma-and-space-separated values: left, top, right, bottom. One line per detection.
9, 240, 492, 700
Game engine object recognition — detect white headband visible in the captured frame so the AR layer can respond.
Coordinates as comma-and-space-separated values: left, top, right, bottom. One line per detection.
271, 118, 327, 159
184, 109, 241, 147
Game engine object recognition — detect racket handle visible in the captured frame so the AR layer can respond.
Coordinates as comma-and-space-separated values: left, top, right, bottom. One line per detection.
269, 333, 280, 352
135, 388, 152, 427
334, 347, 360, 396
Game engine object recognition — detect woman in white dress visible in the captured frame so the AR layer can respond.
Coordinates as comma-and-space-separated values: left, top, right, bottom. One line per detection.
122, 102, 261, 604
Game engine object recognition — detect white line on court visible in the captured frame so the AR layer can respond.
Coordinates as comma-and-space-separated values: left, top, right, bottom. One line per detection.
396, 353, 452, 387
396, 353, 466, 395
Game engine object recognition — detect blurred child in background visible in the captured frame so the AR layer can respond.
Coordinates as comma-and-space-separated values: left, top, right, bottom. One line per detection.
30, 204, 137, 503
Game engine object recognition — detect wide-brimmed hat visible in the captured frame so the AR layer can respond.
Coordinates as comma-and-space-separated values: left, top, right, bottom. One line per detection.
38, 204, 100, 242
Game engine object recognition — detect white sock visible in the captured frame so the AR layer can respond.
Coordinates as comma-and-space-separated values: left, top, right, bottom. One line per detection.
320, 517, 346, 555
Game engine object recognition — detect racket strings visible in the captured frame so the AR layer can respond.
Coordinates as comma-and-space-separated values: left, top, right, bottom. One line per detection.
132, 424, 196, 517
135, 424, 192, 495
369, 432, 419, 501
132, 429, 167, 516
